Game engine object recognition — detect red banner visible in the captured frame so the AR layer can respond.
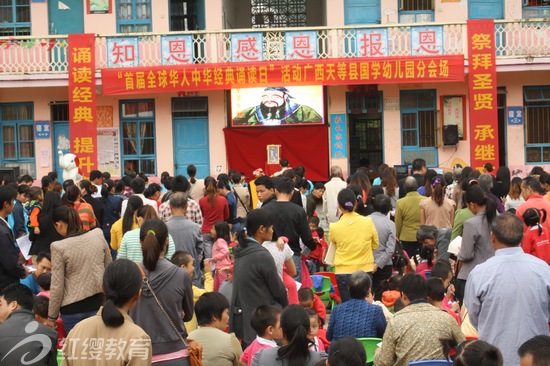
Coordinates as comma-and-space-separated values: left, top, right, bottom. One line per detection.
467, 20, 498, 171
101, 55, 465, 95
68, 34, 98, 179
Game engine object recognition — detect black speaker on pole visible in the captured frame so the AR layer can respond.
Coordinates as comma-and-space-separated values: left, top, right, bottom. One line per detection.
444, 124, 459, 146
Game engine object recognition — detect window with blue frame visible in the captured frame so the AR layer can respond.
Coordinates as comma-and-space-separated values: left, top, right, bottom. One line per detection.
524, 86, 550, 164
0, 0, 31, 36
120, 100, 156, 175
170, 0, 204, 31
399, 0, 434, 23
400, 90, 438, 167
0, 103, 35, 177
116, 0, 152, 33
523, 0, 550, 18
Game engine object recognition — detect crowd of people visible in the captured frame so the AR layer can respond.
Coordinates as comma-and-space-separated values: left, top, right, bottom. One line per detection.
0, 159, 549, 366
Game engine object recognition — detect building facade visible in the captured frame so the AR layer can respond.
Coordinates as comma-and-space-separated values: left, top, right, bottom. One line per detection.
1, 0, 549, 182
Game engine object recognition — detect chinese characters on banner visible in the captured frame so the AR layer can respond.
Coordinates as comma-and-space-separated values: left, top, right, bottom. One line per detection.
356, 29, 388, 57
467, 20, 498, 171
68, 34, 97, 178
231, 33, 263, 62
161, 35, 193, 65
107, 37, 139, 68
331, 114, 347, 158
101, 55, 465, 95
285, 31, 317, 59
411, 26, 444, 56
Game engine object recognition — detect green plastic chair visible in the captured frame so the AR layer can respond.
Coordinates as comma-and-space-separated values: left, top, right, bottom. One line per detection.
57, 350, 62, 365
357, 337, 382, 365
311, 276, 334, 309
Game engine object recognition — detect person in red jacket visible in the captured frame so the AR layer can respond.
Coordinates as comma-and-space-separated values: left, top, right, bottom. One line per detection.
522, 208, 550, 264
298, 287, 326, 326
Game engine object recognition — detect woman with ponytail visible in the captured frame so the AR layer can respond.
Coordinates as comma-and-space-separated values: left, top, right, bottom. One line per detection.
455, 185, 497, 302
420, 176, 456, 229
100, 179, 123, 249
229, 209, 288, 349
110, 195, 143, 252
47, 205, 112, 334
130, 219, 194, 366
252, 305, 327, 366
330, 188, 379, 303
63, 259, 152, 364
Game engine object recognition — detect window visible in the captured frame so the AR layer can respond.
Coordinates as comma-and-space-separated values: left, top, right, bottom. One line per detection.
524, 86, 550, 163
401, 90, 438, 167
120, 100, 156, 175
0, 0, 31, 36
170, 0, 200, 31
116, 0, 151, 33
523, 0, 550, 18
1, 103, 35, 176
399, 0, 434, 23
251, 0, 307, 28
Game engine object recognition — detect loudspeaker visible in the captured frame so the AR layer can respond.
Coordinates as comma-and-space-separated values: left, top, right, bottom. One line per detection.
0, 167, 20, 183
444, 124, 459, 146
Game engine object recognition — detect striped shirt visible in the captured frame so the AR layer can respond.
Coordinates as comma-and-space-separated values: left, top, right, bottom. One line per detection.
117, 228, 176, 263
73, 202, 96, 231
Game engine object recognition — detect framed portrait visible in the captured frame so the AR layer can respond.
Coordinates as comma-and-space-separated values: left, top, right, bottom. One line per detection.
267, 145, 281, 164
88, 0, 112, 14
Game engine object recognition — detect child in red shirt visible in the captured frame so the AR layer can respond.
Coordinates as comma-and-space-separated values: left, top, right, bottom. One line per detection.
298, 288, 326, 326
308, 217, 328, 272
240, 305, 282, 366
522, 208, 550, 264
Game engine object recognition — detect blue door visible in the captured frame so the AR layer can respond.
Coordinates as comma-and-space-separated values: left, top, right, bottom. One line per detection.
468, 0, 503, 19
345, 0, 381, 24
48, 0, 84, 34
173, 118, 210, 178
53, 122, 70, 183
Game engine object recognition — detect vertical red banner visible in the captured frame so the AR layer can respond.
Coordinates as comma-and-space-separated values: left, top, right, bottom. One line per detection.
68, 34, 97, 178
467, 20, 498, 171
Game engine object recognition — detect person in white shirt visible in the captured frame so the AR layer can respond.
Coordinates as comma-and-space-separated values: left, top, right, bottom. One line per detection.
89, 170, 103, 198
322, 166, 347, 223
120, 177, 158, 216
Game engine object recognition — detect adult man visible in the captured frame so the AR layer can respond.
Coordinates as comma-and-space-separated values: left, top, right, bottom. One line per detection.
516, 176, 550, 233
273, 158, 291, 177
465, 213, 550, 366
262, 177, 316, 282
255, 175, 277, 208
89, 170, 103, 198
395, 177, 427, 257
327, 270, 386, 341
231, 173, 250, 232
370, 194, 397, 300
20, 252, 51, 295
0, 186, 28, 291
233, 87, 323, 126
323, 166, 347, 224
398, 158, 426, 199
249, 168, 264, 209
217, 179, 237, 227
166, 193, 203, 286
306, 182, 325, 218
159, 175, 203, 226
374, 274, 465, 366
0, 283, 57, 365
518, 335, 550, 366
120, 177, 158, 216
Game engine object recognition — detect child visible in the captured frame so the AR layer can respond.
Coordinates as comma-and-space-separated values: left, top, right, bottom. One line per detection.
33, 295, 66, 349
170, 251, 213, 332
240, 305, 282, 366
27, 186, 43, 235
211, 221, 232, 291
411, 244, 435, 275
427, 277, 461, 325
298, 287, 326, 326
306, 309, 326, 352
522, 208, 550, 264
381, 275, 402, 310
36, 272, 51, 298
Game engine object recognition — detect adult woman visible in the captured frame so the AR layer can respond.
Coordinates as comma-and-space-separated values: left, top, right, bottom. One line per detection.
325, 337, 366, 366
456, 186, 497, 302
492, 166, 510, 199
188, 292, 243, 366
418, 169, 438, 197
349, 172, 371, 205
117, 206, 176, 263
229, 209, 288, 348
63, 185, 97, 231
452, 166, 473, 208
381, 167, 399, 210
329, 189, 379, 302
79, 179, 104, 227
505, 177, 525, 211
29, 191, 63, 255
187, 164, 205, 202
145, 182, 162, 208
252, 305, 327, 366
348, 184, 368, 216
420, 176, 456, 229
100, 179, 123, 247
47, 206, 112, 333
199, 176, 229, 259
130, 219, 194, 366
62, 259, 152, 364
110, 195, 142, 252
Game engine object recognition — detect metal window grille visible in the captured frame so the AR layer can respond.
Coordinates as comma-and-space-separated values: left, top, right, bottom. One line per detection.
401, 0, 434, 11
251, 0, 307, 28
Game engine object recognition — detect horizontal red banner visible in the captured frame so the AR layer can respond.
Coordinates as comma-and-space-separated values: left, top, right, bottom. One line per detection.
101, 55, 465, 95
